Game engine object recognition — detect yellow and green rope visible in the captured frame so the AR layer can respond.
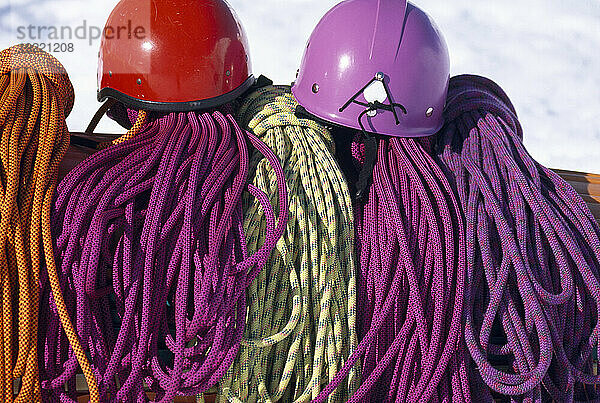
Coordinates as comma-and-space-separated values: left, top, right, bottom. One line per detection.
212, 85, 360, 403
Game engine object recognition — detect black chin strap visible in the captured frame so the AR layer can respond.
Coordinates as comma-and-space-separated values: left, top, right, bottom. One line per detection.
355, 130, 378, 202
344, 73, 409, 202
354, 107, 380, 203
85, 98, 116, 134
70, 99, 117, 149
296, 72, 408, 203
295, 105, 379, 203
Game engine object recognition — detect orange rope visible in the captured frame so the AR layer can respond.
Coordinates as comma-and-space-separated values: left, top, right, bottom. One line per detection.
98, 109, 147, 149
0, 44, 98, 402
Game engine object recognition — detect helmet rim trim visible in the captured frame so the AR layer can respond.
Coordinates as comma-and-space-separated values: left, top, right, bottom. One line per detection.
97, 75, 256, 113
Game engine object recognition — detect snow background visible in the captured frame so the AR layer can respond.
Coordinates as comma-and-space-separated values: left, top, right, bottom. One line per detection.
1, 0, 599, 172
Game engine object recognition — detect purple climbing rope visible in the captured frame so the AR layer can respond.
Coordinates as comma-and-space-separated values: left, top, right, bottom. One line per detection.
39, 109, 287, 402
438, 74, 600, 401
312, 133, 467, 402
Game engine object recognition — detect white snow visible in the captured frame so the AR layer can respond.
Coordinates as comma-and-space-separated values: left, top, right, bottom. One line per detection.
1, 0, 599, 172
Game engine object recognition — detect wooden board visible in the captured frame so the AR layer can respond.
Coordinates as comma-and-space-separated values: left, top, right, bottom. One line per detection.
555, 169, 600, 223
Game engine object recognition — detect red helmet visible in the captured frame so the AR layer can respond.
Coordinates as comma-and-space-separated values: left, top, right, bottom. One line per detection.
97, 0, 254, 112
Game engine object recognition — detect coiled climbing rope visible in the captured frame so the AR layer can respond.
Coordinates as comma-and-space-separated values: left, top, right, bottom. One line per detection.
40, 106, 287, 402
312, 131, 466, 402
437, 74, 600, 401
214, 86, 360, 403
0, 44, 98, 402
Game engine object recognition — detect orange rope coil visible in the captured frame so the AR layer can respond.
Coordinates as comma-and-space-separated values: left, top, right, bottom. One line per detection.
0, 43, 98, 402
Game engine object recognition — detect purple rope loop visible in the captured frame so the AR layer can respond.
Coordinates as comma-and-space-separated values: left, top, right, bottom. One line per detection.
40, 109, 287, 402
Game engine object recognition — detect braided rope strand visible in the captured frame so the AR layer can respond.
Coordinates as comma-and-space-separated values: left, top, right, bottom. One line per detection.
40, 107, 287, 401
215, 86, 360, 403
438, 74, 600, 401
0, 44, 99, 402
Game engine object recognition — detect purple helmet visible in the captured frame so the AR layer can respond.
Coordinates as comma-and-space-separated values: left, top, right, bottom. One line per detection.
292, 0, 450, 138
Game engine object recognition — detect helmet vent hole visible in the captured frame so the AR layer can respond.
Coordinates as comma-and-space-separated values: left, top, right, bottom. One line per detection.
426, 107, 434, 117
136, 78, 142, 85
312, 83, 319, 94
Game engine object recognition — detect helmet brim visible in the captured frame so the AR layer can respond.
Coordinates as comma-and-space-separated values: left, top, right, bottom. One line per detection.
98, 75, 256, 113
